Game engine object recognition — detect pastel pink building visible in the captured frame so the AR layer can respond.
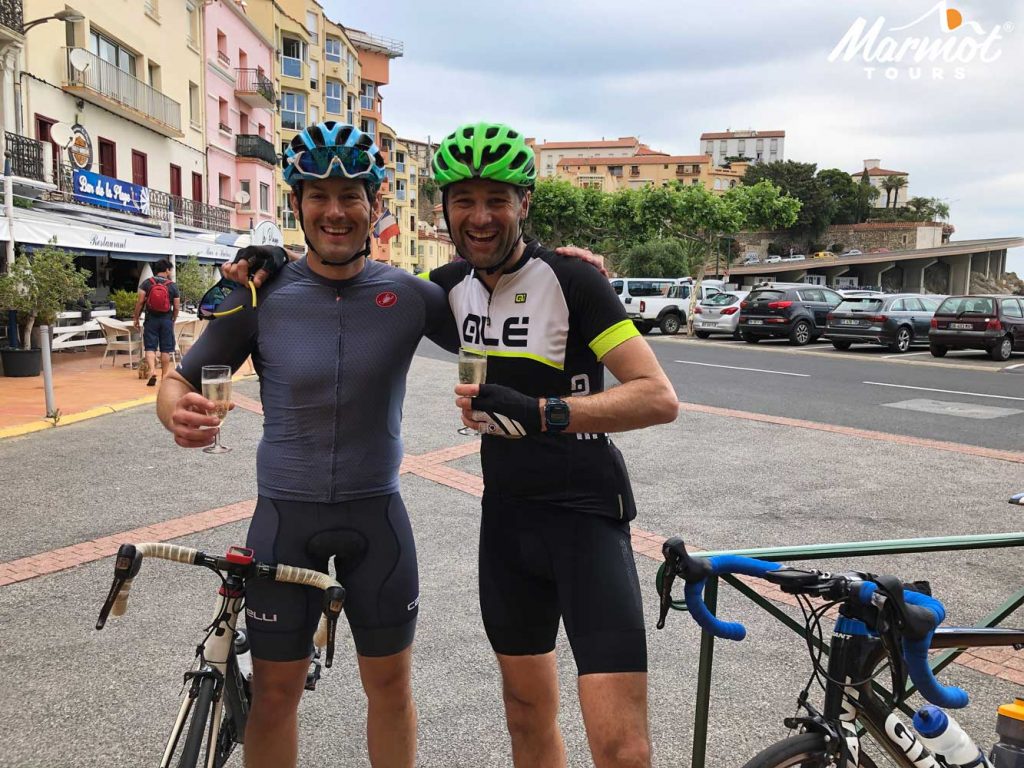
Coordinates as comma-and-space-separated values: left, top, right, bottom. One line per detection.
204, 0, 277, 231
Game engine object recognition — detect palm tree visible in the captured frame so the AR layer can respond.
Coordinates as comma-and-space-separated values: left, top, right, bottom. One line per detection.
932, 200, 950, 220
880, 177, 897, 209
887, 175, 908, 209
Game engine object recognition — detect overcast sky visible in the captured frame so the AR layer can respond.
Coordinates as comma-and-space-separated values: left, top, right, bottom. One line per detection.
326, 0, 1024, 272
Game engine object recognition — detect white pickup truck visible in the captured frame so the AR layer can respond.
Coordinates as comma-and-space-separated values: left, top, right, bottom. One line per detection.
626, 280, 725, 334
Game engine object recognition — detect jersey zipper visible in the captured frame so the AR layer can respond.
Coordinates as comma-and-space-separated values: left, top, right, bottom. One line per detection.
332, 286, 344, 500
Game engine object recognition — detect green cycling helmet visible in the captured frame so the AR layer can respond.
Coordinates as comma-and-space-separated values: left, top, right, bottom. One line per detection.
432, 122, 536, 189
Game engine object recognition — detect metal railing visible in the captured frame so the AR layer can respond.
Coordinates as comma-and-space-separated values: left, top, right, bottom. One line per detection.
673, 531, 1024, 768
4, 131, 46, 181
218, 122, 232, 134
0, 0, 23, 33
345, 29, 404, 56
236, 134, 277, 166
54, 163, 230, 232
235, 68, 275, 103
65, 47, 181, 133
217, 50, 230, 67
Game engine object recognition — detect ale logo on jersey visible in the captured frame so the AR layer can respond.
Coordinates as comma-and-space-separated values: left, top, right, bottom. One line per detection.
376, 291, 398, 308
515, 293, 527, 304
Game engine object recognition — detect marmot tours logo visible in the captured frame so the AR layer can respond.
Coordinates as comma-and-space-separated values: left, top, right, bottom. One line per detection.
828, 1, 1009, 80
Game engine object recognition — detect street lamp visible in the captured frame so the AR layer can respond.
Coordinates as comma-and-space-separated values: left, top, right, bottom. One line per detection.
23, 9, 85, 32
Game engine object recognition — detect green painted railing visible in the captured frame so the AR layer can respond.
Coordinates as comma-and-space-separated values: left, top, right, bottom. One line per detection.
657, 532, 1024, 768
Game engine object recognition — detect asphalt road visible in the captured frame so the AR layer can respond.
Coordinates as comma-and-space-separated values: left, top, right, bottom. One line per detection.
2, 351, 1022, 767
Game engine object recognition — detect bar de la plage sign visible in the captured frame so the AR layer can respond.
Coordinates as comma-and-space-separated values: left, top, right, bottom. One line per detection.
73, 169, 150, 216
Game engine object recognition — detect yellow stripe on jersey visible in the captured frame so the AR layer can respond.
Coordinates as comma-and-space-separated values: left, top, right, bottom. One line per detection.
485, 349, 565, 371
589, 319, 640, 360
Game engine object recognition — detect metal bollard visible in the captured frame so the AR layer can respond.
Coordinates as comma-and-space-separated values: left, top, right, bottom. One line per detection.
39, 324, 56, 416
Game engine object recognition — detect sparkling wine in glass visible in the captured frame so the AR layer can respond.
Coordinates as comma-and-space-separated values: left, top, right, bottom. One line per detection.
457, 347, 486, 436
201, 365, 232, 454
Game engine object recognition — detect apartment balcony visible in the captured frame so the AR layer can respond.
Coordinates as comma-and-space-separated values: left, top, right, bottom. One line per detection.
53, 163, 230, 232
0, 0, 24, 40
235, 68, 274, 108
236, 134, 277, 166
64, 47, 182, 137
346, 29, 404, 58
3, 131, 45, 182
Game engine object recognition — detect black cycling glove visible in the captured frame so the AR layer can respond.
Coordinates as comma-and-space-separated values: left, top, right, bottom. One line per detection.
232, 245, 288, 279
470, 384, 542, 438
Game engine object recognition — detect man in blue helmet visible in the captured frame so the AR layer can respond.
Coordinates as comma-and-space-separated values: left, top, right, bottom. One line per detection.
156, 122, 455, 768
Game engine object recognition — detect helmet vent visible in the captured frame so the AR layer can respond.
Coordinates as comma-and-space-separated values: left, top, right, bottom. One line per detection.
434, 154, 450, 171
484, 126, 500, 139
337, 125, 354, 145
480, 143, 511, 168
306, 124, 325, 147
508, 150, 528, 170
462, 127, 474, 140
507, 129, 519, 139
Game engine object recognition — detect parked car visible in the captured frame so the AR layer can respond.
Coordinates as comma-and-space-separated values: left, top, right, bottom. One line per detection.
741, 253, 761, 265
693, 291, 749, 339
838, 289, 885, 298
842, 249, 863, 256
929, 294, 1024, 361
812, 251, 837, 260
824, 294, 943, 353
765, 255, 783, 264
625, 280, 725, 335
609, 277, 681, 308
738, 285, 843, 345
784, 254, 807, 262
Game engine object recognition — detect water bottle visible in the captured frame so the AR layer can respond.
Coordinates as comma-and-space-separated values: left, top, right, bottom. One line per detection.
992, 698, 1024, 768
234, 629, 253, 682
913, 705, 990, 767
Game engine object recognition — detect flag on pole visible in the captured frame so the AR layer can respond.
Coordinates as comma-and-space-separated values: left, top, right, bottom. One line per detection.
373, 205, 400, 244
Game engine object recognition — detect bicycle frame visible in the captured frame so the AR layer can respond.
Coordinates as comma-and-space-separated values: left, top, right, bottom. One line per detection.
160, 571, 249, 768
819, 625, 1024, 767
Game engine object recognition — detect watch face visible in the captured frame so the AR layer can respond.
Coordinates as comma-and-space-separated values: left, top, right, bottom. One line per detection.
548, 400, 570, 426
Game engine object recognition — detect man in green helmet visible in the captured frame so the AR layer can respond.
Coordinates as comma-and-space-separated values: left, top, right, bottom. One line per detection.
425, 122, 678, 768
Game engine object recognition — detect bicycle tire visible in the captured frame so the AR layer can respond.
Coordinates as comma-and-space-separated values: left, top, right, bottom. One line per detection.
740, 733, 879, 768
176, 676, 216, 768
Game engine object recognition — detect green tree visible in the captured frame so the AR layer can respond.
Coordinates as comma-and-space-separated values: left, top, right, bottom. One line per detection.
888, 176, 908, 209
0, 241, 91, 349
817, 168, 875, 225
419, 176, 439, 204
175, 255, 216, 307
742, 160, 833, 241
616, 238, 697, 278
526, 178, 608, 251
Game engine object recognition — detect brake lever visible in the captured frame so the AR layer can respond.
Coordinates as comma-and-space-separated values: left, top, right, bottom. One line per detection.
322, 585, 345, 668
96, 544, 141, 630
656, 564, 677, 630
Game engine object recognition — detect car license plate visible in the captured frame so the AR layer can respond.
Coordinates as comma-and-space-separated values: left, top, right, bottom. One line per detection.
747, 319, 763, 325
949, 322, 973, 330
701, 321, 717, 328
840, 319, 860, 326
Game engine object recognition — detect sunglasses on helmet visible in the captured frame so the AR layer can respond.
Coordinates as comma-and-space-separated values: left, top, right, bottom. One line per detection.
286, 145, 377, 180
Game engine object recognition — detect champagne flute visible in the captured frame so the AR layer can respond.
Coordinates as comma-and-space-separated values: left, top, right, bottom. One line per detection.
201, 365, 232, 454
457, 347, 486, 436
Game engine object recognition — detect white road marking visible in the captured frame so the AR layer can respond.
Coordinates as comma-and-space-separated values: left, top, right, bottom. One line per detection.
880, 351, 931, 359
1005, 363, 1024, 371
883, 398, 1023, 420
674, 360, 810, 377
863, 381, 1024, 402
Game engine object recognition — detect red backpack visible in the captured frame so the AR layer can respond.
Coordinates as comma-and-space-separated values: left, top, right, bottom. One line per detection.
146, 277, 172, 313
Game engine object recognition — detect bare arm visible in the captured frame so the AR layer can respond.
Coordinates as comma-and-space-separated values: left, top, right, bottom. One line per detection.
158, 371, 222, 448
132, 289, 146, 328
172, 297, 180, 323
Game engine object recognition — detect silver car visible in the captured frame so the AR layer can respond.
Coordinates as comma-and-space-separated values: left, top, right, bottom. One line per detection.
694, 291, 749, 339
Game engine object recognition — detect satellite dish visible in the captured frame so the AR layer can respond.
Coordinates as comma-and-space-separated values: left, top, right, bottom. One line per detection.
50, 122, 74, 148
69, 48, 91, 72
234, 190, 251, 205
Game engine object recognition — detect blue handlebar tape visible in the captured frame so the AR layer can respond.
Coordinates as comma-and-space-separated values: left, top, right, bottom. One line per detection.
856, 582, 968, 708
684, 556, 783, 641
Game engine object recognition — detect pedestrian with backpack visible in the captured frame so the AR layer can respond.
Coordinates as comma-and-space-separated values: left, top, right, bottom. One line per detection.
133, 259, 180, 386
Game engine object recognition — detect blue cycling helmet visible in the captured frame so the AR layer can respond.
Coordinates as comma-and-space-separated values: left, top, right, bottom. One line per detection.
282, 121, 386, 194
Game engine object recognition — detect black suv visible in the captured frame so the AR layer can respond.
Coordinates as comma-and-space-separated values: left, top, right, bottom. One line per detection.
738, 285, 843, 345
824, 294, 943, 353
929, 294, 1024, 361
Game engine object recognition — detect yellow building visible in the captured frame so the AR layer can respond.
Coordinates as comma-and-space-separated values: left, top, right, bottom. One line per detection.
23, 0, 210, 216
416, 225, 456, 273
556, 154, 748, 194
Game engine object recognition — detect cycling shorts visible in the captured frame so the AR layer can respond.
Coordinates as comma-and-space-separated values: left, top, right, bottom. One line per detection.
478, 494, 647, 675
244, 494, 418, 661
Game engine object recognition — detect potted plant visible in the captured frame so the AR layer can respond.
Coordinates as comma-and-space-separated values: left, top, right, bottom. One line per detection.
110, 289, 138, 320
175, 255, 217, 311
0, 241, 91, 377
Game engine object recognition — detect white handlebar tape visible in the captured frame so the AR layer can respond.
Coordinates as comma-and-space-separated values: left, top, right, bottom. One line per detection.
274, 564, 338, 591
136, 543, 200, 564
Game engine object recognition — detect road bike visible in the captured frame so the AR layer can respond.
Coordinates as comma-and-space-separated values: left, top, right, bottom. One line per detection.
96, 542, 345, 768
656, 501, 1024, 767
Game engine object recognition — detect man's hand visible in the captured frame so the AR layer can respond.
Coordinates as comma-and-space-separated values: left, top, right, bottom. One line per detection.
133, 318, 140, 330
555, 245, 608, 277
221, 245, 290, 288
455, 383, 541, 438
167, 391, 229, 448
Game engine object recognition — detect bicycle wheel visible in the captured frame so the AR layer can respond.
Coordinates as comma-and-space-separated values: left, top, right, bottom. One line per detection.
176, 676, 216, 768
740, 733, 879, 768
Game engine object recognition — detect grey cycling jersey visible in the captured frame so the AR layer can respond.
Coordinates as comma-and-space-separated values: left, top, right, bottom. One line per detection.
178, 258, 455, 502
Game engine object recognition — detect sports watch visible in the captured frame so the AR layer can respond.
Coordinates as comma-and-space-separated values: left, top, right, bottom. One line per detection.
544, 397, 571, 433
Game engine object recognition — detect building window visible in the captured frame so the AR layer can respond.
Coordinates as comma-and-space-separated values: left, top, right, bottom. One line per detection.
325, 36, 341, 62
360, 81, 375, 111
131, 150, 148, 187
395, 151, 405, 173
418, 244, 424, 256
737, 140, 746, 155
346, 94, 356, 125
704, 141, 713, 154
186, 2, 198, 47
770, 138, 779, 150
98, 138, 116, 178
326, 80, 342, 113
409, 214, 415, 230
89, 30, 137, 76
218, 174, 232, 206
189, 82, 200, 127
281, 37, 303, 78
239, 179, 251, 209
305, 11, 319, 44
281, 191, 296, 229
216, 30, 228, 64
169, 163, 181, 197
347, 50, 356, 83
281, 91, 306, 131
310, 105, 320, 125
360, 117, 376, 140
309, 59, 318, 91
218, 98, 230, 133
260, 182, 269, 212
